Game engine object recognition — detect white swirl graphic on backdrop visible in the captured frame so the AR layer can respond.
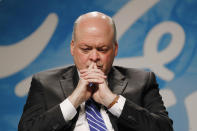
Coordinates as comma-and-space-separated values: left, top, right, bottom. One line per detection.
113, 0, 159, 40
114, 21, 185, 81
185, 91, 197, 131
0, 13, 58, 78
13, 13, 58, 97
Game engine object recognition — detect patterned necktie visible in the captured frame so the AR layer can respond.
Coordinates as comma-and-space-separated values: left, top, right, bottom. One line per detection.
85, 99, 108, 131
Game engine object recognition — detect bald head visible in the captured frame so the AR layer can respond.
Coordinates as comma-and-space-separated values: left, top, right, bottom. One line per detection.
72, 11, 117, 43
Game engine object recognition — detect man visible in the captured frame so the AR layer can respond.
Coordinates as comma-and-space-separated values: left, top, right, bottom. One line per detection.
18, 11, 173, 131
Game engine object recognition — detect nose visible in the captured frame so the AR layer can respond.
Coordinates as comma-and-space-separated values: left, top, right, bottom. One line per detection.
89, 49, 99, 62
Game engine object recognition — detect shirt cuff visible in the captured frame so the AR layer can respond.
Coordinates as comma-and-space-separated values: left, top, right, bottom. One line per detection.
60, 98, 77, 121
108, 95, 126, 117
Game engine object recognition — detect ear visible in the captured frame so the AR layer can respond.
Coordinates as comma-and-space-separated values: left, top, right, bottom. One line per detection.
70, 40, 75, 56
114, 42, 118, 57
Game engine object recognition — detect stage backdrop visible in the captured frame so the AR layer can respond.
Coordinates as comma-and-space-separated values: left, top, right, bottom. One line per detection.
0, 0, 197, 130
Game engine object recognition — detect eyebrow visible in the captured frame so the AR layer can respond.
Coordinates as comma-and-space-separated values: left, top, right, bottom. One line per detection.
79, 44, 92, 47
79, 42, 109, 46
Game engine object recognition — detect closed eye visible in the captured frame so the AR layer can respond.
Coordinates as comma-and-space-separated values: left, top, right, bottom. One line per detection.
97, 47, 109, 52
80, 47, 92, 52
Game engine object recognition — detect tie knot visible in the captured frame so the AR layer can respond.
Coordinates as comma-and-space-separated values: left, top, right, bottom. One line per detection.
86, 99, 101, 111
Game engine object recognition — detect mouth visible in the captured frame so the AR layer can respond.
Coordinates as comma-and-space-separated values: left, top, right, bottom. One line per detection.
96, 62, 103, 69
97, 65, 103, 70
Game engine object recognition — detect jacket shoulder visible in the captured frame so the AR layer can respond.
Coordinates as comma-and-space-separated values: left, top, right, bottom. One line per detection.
33, 65, 76, 81
113, 66, 150, 78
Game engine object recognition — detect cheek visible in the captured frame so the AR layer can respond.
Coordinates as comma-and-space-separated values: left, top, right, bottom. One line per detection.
100, 54, 114, 74
74, 51, 89, 65
101, 52, 115, 65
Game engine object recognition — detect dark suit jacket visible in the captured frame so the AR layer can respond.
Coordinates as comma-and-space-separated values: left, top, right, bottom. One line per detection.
18, 65, 173, 131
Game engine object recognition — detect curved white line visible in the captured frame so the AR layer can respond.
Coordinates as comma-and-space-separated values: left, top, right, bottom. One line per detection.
15, 75, 32, 97
159, 88, 176, 108
113, 0, 159, 40
114, 21, 185, 81
0, 13, 58, 78
185, 91, 197, 131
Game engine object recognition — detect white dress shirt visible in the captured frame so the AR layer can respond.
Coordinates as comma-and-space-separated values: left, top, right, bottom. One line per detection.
60, 95, 126, 131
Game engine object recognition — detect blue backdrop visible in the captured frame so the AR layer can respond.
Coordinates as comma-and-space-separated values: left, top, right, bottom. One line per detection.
0, 0, 197, 130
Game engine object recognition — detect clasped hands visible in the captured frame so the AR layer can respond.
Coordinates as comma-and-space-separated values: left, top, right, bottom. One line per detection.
68, 62, 117, 108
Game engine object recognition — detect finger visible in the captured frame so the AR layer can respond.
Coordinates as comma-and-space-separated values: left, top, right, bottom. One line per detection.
80, 68, 104, 75
88, 62, 94, 69
81, 73, 107, 79
80, 72, 102, 79
86, 78, 104, 84
80, 71, 106, 79
77, 78, 89, 88
93, 62, 97, 69
79, 69, 88, 73
81, 74, 107, 80
80, 72, 104, 78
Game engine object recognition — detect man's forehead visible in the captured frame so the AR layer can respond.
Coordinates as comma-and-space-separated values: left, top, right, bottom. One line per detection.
77, 18, 112, 30
77, 42, 110, 47
75, 23, 114, 43
72, 11, 116, 43
76, 12, 111, 23
75, 13, 113, 31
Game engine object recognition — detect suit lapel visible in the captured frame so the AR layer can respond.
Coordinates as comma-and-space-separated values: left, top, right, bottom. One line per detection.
59, 66, 80, 130
108, 66, 128, 95
107, 67, 128, 131
59, 66, 79, 98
